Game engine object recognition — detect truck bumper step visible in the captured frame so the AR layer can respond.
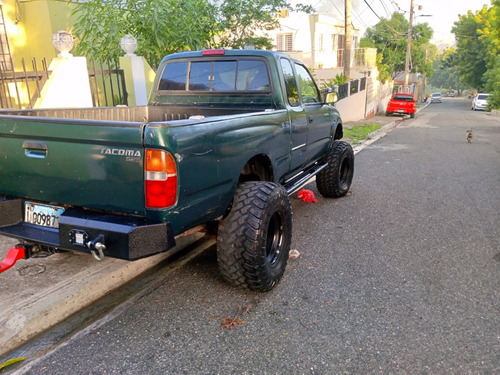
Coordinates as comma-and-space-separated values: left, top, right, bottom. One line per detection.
0, 198, 176, 260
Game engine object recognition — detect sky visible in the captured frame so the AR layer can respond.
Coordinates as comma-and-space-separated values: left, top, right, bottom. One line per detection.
300, 0, 491, 49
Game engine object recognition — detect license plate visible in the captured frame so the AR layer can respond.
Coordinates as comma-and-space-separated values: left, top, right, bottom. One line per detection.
25, 202, 65, 229
397, 109, 404, 113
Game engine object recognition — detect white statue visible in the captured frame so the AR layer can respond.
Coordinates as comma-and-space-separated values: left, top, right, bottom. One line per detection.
120, 35, 138, 56
52, 31, 74, 57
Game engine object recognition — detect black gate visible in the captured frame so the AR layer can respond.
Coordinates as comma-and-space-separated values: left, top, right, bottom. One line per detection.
0, 58, 128, 109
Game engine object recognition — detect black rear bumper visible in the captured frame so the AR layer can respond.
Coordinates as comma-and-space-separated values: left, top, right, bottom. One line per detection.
0, 197, 176, 260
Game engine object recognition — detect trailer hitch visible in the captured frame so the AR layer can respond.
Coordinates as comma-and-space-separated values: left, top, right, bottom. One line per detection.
86, 234, 106, 261
0, 245, 30, 274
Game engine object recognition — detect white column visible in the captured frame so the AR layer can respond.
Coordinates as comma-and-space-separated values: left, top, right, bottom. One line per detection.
120, 35, 148, 106
36, 31, 93, 108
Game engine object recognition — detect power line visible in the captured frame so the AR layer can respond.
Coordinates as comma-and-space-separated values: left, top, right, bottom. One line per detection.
378, 0, 391, 17
327, 0, 344, 19
349, 2, 371, 29
363, 0, 381, 19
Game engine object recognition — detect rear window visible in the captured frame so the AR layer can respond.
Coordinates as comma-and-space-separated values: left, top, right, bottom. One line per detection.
394, 95, 414, 101
158, 59, 271, 92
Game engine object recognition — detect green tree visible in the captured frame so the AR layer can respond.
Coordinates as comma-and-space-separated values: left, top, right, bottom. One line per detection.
72, 0, 218, 63
215, 0, 313, 49
451, 6, 490, 91
429, 47, 466, 94
361, 12, 434, 81
452, 1, 500, 109
481, 0, 500, 109
72, 0, 313, 62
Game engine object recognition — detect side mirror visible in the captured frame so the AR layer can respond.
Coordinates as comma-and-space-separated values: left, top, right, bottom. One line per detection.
325, 91, 338, 104
322, 86, 339, 104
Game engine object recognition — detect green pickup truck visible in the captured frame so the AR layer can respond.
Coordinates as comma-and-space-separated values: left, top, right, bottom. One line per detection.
0, 49, 354, 291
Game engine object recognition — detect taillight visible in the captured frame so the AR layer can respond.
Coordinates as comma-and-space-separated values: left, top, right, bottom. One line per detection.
145, 149, 177, 208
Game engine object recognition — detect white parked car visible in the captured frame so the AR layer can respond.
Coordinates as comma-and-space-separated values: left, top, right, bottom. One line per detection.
471, 93, 491, 111
431, 93, 442, 103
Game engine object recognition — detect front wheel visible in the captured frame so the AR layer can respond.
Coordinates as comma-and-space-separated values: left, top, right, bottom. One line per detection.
316, 141, 354, 198
217, 182, 292, 292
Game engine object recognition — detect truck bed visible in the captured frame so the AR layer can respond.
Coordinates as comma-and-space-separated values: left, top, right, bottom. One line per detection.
0, 105, 254, 123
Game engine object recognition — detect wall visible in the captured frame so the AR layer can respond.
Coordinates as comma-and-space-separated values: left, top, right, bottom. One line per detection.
335, 85, 367, 123
364, 72, 393, 118
3, 0, 76, 68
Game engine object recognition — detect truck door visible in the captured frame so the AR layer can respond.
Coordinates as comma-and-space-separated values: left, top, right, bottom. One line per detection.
294, 63, 332, 165
280, 58, 308, 174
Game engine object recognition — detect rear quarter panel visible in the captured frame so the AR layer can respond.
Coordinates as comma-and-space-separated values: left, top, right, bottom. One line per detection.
144, 110, 291, 234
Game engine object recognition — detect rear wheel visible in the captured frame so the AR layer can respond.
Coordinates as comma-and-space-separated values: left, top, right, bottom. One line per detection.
316, 141, 354, 198
410, 113, 415, 118
217, 182, 292, 292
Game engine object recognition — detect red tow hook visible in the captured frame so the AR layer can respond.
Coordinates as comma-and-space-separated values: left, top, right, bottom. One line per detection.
0, 246, 27, 274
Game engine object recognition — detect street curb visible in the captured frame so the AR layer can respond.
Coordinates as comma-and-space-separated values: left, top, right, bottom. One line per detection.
353, 118, 402, 154
0, 230, 205, 357
353, 101, 429, 155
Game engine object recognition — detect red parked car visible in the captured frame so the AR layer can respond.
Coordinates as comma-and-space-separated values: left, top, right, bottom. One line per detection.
386, 93, 416, 118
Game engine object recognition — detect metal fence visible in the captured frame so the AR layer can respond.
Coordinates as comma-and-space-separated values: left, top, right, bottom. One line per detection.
360, 77, 366, 91
0, 58, 128, 109
338, 82, 349, 100
0, 58, 50, 109
88, 59, 128, 107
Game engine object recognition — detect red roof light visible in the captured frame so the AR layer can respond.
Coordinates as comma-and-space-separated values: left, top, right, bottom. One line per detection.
202, 49, 225, 56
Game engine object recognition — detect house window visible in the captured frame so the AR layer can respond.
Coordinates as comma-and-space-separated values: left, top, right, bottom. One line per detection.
277, 33, 293, 52
352, 36, 359, 49
319, 34, 324, 52
331, 34, 337, 51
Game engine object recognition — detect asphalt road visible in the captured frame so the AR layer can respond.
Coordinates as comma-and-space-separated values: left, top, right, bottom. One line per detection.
12, 98, 500, 374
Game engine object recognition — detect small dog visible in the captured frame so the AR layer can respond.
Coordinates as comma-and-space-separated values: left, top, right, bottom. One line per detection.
466, 128, 473, 143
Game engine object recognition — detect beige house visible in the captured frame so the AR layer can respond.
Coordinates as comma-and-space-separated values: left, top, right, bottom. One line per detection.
267, 11, 391, 121
268, 12, 377, 84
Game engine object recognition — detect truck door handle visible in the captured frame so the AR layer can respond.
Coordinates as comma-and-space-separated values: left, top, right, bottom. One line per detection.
22, 141, 48, 158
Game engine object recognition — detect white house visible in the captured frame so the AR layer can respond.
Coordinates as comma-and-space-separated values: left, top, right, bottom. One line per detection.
270, 12, 360, 71
265, 11, 392, 121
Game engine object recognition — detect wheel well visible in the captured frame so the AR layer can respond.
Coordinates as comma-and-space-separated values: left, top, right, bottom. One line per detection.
334, 123, 343, 140
238, 154, 273, 184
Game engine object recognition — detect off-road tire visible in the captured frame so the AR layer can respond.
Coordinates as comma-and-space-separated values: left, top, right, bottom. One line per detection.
410, 113, 415, 118
316, 141, 354, 198
217, 181, 292, 292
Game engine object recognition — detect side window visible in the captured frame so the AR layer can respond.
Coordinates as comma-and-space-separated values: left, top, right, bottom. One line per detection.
158, 62, 188, 91
280, 58, 299, 107
236, 60, 270, 91
294, 64, 320, 104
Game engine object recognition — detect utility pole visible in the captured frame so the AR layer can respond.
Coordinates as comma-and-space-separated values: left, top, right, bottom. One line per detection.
403, 0, 414, 93
344, 0, 351, 80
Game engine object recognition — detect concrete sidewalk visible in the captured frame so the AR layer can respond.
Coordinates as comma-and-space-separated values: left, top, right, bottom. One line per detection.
0, 230, 207, 358
0, 105, 428, 360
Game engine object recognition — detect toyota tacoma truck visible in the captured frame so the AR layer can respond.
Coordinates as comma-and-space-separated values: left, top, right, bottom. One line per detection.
0, 49, 354, 291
